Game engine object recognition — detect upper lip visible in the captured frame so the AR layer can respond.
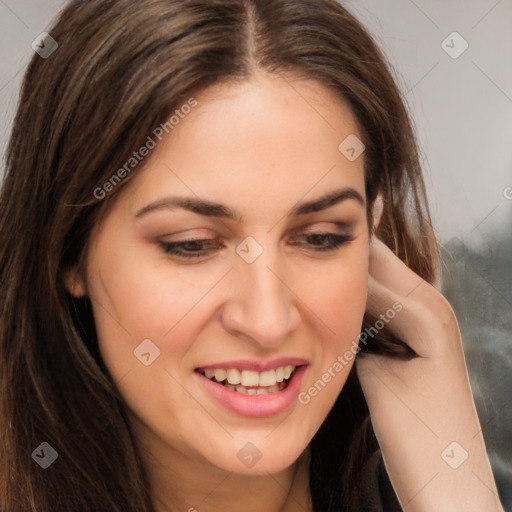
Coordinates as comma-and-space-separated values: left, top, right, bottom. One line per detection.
195, 357, 309, 372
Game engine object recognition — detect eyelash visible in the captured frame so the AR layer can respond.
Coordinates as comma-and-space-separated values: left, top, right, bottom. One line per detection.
158, 233, 354, 259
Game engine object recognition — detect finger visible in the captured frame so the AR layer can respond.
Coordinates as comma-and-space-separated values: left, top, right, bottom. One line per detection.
367, 264, 459, 357
366, 273, 427, 350
368, 236, 425, 298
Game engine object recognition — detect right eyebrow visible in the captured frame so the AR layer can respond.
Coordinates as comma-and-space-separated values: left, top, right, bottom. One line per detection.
135, 196, 239, 221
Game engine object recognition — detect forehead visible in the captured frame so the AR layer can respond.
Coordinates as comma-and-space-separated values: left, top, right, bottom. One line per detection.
176, 73, 362, 159
120, 73, 366, 219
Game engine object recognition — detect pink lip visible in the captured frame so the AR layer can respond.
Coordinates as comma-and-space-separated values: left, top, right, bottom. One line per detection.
194, 364, 308, 417
195, 357, 309, 372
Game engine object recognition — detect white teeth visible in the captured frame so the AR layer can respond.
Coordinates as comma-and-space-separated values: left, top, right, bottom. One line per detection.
230, 383, 283, 394
214, 369, 227, 382
226, 368, 241, 385
201, 364, 297, 389
259, 369, 277, 387
241, 370, 260, 387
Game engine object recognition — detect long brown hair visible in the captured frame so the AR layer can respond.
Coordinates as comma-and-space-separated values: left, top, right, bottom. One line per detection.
0, 0, 438, 510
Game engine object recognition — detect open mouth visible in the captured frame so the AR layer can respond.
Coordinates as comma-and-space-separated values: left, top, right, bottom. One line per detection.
196, 365, 299, 395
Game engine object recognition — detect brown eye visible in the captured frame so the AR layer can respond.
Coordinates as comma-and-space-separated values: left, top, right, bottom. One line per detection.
159, 239, 223, 258
289, 233, 354, 252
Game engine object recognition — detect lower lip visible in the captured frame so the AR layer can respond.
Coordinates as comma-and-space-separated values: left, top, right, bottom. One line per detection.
195, 365, 307, 417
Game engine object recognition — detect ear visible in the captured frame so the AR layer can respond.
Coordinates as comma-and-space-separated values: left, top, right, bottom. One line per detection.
371, 192, 384, 233
64, 266, 87, 298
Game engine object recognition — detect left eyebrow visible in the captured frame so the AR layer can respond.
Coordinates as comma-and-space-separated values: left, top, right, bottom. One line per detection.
134, 187, 365, 220
291, 188, 365, 216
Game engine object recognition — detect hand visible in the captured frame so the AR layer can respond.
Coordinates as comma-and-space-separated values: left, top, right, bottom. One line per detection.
357, 236, 503, 511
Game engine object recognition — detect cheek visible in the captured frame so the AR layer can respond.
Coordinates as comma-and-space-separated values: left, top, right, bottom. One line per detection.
89, 250, 212, 337
326, 268, 367, 335
298, 248, 369, 348
297, 246, 368, 373
292, 250, 368, 440
85, 246, 222, 384
85, 255, 214, 434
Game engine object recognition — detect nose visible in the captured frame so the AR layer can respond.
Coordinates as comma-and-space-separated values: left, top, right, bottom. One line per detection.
220, 249, 301, 349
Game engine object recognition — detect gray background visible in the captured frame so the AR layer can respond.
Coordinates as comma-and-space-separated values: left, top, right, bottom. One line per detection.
1, 0, 511, 507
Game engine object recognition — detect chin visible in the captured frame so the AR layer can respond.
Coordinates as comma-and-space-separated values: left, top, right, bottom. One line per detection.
201, 433, 311, 476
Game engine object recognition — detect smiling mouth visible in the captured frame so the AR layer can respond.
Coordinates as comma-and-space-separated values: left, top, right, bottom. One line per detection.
196, 365, 298, 395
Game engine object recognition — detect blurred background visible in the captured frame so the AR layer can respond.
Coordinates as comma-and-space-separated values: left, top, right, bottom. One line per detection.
1, 0, 511, 507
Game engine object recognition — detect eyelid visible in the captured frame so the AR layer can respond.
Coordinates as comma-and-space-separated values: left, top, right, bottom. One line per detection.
290, 220, 354, 234
157, 228, 219, 242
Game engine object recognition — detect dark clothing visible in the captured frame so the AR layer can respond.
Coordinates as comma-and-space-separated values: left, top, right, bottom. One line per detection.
360, 450, 402, 512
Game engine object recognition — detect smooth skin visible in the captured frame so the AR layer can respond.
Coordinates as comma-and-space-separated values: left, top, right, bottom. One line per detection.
67, 72, 502, 512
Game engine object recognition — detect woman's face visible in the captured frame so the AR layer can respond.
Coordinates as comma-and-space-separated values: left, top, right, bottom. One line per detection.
74, 73, 369, 475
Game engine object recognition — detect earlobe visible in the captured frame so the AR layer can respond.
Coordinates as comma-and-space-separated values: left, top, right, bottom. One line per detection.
371, 192, 384, 233
64, 267, 87, 298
